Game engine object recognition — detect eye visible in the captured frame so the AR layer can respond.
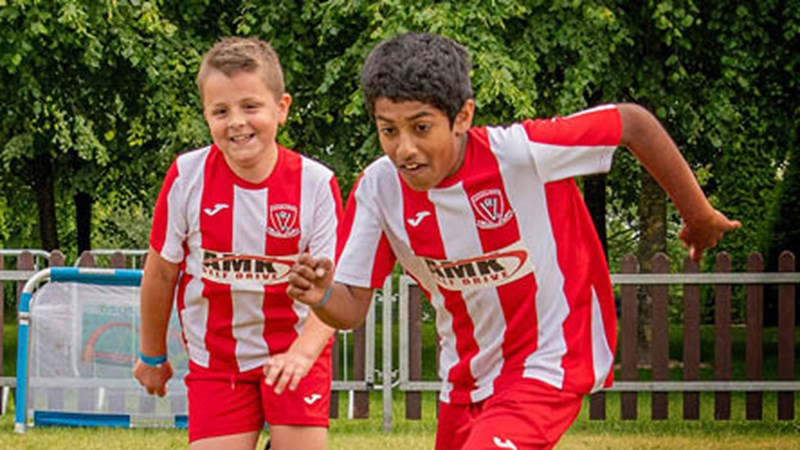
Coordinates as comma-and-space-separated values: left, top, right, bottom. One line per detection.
379, 126, 396, 137
211, 107, 227, 117
244, 103, 261, 111
415, 122, 431, 133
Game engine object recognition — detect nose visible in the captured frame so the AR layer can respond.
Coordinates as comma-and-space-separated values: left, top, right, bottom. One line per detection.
394, 132, 418, 163
228, 109, 246, 129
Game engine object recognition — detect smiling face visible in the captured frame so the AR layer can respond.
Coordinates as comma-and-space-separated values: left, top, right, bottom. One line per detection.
374, 98, 474, 191
202, 68, 291, 183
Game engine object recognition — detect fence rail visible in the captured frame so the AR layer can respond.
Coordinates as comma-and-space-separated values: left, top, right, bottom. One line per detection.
2, 249, 799, 428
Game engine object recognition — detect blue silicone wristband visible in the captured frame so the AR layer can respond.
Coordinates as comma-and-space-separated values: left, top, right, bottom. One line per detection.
139, 352, 167, 367
313, 286, 333, 309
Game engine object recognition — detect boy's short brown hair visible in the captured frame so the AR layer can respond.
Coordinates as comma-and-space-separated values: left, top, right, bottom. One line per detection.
196, 37, 285, 100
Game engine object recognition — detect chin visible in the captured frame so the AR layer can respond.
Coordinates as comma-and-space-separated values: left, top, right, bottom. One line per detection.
403, 178, 433, 191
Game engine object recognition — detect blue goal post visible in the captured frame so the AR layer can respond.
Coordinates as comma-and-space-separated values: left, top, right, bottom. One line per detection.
14, 267, 188, 433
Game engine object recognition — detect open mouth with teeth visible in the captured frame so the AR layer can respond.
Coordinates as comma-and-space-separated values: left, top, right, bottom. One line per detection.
231, 134, 254, 143
401, 162, 423, 171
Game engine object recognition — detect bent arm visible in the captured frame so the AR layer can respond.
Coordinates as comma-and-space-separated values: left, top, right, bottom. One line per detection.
310, 283, 375, 330
617, 103, 740, 260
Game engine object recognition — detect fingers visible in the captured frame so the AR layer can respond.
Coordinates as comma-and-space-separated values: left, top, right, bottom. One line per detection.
264, 357, 309, 395
133, 361, 172, 397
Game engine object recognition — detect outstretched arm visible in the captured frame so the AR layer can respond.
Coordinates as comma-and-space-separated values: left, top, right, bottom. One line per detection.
286, 253, 374, 330
617, 103, 741, 261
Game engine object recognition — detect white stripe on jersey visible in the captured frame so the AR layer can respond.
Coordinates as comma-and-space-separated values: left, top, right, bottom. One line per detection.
591, 286, 614, 392
488, 124, 571, 389
176, 149, 211, 366
428, 187, 506, 403
231, 185, 269, 371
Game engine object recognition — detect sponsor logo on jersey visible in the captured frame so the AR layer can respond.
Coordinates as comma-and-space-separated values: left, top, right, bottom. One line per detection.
422, 241, 533, 291
470, 189, 513, 229
201, 250, 297, 285
267, 204, 300, 238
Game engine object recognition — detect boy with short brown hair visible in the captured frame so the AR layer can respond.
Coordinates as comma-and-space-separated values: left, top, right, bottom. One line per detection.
134, 37, 342, 450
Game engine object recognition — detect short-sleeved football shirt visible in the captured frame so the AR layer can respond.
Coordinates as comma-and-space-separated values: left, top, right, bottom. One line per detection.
151, 144, 342, 373
336, 105, 621, 404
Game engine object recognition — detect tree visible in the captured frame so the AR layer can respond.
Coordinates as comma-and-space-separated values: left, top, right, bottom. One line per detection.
0, 0, 208, 252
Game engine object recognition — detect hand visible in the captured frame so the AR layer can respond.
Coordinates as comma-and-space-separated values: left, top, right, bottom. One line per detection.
286, 253, 334, 307
133, 359, 173, 397
263, 350, 315, 395
679, 209, 741, 261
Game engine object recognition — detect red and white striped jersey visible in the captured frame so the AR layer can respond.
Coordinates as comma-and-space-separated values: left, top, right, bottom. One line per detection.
336, 105, 621, 404
151, 144, 343, 373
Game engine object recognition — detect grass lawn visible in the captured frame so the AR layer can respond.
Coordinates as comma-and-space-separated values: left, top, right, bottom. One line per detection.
1, 391, 798, 449
2, 314, 799, 448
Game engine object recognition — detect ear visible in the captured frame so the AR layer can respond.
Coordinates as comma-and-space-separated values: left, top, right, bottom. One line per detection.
454, 99, 475, 135
277, 93, 292, 124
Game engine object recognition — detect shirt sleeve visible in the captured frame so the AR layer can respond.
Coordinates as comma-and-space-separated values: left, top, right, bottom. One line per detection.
334, 173, 397, 289
307, 170, 344, 264
149, 159, 188, 264
521, 104, 622, 183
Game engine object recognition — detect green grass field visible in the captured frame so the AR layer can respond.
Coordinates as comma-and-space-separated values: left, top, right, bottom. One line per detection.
1, 391, 798, 449
2, 320, 800, 449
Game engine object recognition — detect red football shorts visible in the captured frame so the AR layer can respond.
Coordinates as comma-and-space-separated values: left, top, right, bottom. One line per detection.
436, 378, 583, 450
185, 345, 332, 443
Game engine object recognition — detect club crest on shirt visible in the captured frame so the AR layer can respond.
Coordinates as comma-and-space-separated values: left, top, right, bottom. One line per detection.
201, 250, 297, 285
267, 203, 300, 239
470, 189, 513, 229
422, 240, 534, 291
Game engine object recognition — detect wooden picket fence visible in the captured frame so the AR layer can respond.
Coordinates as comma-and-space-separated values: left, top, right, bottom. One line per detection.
1, 249, 798, 424
399, 251, 798, 422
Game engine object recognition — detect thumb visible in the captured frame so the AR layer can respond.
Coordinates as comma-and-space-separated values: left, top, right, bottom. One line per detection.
314, 258, 334, 278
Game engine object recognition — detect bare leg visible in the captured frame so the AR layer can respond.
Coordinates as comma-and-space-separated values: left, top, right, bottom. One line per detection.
190, 431, 261, 450
268, 425, 327, 450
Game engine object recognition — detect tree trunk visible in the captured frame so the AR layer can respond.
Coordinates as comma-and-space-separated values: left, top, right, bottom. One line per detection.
583, 174, 608, 259
637, 171, 667, 366
31, 152, 59, 251
75, 191, 93, 253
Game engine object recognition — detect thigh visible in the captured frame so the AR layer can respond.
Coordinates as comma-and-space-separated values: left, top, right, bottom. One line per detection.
262, 344, 332, 427
189, 431, 260, 450
269, 425, 327, 450
186, 368, 265, 443
463, 380, 583, 450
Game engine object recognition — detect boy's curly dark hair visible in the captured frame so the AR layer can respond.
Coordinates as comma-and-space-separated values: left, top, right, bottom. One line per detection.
361, 32, 473, 125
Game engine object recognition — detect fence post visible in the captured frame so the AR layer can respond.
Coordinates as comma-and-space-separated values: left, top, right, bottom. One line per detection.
16, 252, 34, 314
746, 253, 764, 420
777, 251, 795, 420
682, 257, 700, 420
352, 323, 369, 418
46, 251, 66, 412
714, 252, 732, 420
0, 254, 4, 378
330, 333, 340, 419
620, 254, 638, 420
651, 253, 669, 420
405, 285, 422, 420
107, 252, 128, 413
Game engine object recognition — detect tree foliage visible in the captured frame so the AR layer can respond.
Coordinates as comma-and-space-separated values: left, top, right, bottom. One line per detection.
0, 0, 797, 273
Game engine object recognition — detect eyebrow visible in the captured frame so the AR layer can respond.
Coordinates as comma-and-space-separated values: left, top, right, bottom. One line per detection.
376, 111, 434, 123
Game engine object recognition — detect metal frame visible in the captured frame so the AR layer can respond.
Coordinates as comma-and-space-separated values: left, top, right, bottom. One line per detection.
14, 267, 143, 433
